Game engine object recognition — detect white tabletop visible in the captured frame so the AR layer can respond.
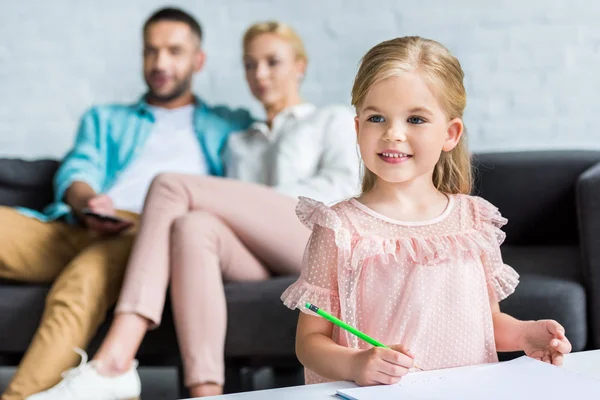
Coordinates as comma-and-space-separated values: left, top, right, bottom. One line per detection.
190, 350, 600, 400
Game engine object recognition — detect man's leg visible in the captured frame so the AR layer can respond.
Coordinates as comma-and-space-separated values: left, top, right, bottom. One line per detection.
2, 210, 139, 400
0, 206, 89, 282
0, 206, 92, 400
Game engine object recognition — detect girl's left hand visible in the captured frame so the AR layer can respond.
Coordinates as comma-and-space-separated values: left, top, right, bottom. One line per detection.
520, 320, 572, 366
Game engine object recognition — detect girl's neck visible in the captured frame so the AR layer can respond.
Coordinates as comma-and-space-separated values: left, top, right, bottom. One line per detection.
358, 176, 450, 223
264, 93, 303, 127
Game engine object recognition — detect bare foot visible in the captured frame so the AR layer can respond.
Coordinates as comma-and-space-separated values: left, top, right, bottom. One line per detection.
189, 383, 223, 397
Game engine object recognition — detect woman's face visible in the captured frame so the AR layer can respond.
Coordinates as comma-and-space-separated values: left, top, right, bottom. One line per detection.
243, 33, 305, 108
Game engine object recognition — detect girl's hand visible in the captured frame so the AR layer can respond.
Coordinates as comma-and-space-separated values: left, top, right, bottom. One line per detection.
350, 344, 414, 386
520, 320, 572, 366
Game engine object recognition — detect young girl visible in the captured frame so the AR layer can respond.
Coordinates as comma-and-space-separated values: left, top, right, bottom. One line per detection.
281, 36, 572, 387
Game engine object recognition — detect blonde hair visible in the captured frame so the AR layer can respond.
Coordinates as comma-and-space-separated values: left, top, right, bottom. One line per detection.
352, 36, 472, 195
243, 21, 308, 64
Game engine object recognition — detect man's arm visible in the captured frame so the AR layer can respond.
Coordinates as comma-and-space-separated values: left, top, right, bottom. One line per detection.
53, 107, 106, 214
64, 181, 97, 220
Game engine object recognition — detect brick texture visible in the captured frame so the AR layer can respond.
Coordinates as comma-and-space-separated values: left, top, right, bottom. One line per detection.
0, 0, 597, 158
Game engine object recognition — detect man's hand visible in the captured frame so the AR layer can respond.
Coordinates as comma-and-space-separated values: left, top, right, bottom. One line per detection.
83, 195, 132, 235
64, 182, 132, 234
86, 194, 115, 215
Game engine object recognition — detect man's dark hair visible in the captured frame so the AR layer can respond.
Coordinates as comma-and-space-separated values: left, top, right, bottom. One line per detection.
143, 7, 203, 42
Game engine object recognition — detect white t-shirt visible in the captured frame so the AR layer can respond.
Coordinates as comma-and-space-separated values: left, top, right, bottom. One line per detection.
107, 104, 207, 213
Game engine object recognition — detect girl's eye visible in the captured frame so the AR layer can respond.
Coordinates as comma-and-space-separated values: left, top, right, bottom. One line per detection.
408, 116, 425, 124
368, 115, 385, 123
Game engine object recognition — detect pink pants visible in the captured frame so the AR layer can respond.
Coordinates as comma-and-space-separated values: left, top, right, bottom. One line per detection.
115, 173, 310, 386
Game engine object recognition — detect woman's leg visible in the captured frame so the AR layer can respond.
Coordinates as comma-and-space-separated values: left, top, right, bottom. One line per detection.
155, 174, 310, 395
115, 173, 309, 316
91, 314, 150, 375
95, 173, 310, 376
91, 176, 202, 371
170, 211, 271, 396
144, 173, 311, 276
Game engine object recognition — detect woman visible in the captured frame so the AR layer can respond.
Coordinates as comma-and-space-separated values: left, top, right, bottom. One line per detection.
31, 21, 359, 399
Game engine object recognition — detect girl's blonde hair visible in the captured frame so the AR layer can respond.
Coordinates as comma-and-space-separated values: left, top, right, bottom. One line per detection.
351, 36, 472, 195
243, 21, 308, 64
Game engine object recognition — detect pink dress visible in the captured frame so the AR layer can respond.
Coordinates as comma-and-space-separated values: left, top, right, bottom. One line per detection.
281, 194, 520, 384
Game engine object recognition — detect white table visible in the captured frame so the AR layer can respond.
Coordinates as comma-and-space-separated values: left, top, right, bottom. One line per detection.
188, 350, 600, 400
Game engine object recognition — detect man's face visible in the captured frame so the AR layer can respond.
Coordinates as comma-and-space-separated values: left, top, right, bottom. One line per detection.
143, 20, 204, 102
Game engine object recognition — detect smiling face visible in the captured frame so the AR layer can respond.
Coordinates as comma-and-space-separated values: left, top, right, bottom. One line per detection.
355, 72, 463, 188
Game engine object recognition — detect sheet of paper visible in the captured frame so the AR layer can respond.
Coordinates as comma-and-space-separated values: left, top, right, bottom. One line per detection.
336, 356, 600, 400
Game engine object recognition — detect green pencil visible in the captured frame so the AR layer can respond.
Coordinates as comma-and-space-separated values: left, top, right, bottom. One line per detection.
305, 302, 422, 370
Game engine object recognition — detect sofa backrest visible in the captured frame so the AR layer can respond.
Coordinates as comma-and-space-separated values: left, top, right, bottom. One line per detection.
472, 151, 600, 246
1, 151, 599, 246
0, 158, 59, 211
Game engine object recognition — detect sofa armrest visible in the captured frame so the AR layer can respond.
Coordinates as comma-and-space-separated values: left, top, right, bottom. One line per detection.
577, 161, 600, 348
0, 158, 59, 210
0, 158, 59, 189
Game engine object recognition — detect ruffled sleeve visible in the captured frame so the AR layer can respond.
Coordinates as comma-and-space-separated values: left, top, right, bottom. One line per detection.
281, 197, 350, 317
473, 196, 520, 302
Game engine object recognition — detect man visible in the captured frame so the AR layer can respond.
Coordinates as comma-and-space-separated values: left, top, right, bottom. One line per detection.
0, 7, 253, 400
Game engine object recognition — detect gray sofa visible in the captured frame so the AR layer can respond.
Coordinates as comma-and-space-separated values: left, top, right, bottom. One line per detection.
1, 150, 600, 397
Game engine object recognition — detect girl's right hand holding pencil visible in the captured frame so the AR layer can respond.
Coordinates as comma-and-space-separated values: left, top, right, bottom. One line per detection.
349, 344, 415, 386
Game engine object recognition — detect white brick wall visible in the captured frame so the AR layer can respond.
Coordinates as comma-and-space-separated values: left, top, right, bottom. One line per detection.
1, 0, 598, 159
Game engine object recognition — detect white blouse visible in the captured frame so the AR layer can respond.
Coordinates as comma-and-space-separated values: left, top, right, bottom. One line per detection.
223, 103, 361, 205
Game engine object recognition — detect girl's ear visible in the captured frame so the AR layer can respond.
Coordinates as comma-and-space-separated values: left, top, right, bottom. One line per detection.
442, 118, 463, 152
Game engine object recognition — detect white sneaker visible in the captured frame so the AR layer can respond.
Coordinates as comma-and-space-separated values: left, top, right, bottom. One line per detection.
26, 348, 141, 400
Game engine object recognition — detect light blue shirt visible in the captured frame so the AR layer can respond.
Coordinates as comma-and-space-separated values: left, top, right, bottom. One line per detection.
17, 95, 253, 222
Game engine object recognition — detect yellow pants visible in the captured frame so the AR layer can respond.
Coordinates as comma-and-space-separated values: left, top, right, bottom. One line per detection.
0, 206, 139, 400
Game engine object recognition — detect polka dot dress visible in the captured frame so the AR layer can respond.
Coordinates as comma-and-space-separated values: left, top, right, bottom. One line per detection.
281, 194, 520, 384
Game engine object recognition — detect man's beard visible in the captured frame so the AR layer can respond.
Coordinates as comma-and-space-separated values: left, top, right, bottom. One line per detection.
146, 73, 193, 103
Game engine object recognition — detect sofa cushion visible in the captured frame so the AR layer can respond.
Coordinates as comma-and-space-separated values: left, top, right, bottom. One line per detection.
223, 276, 298, 358
0, 282, 47, 353
501, 274, 587, 352
499, 245, 587, 350
0, 276, 299, 359
501, 245, 582, 282
0, 159, 58, 211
